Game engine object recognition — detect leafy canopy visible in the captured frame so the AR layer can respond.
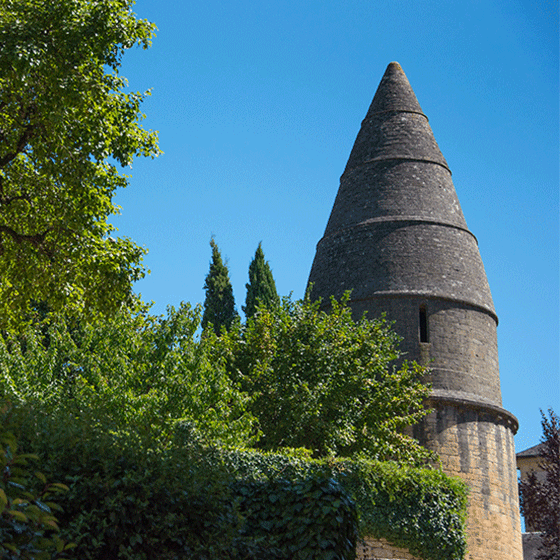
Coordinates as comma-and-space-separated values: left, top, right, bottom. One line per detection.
0, 0, 160, 329
243, 242, 280, 319
202, 238, 239, 335
224, 293, 434, 463
0, 301, 256, 449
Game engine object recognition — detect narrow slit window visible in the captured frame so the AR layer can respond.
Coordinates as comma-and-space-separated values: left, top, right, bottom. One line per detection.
419, 306, 429, 343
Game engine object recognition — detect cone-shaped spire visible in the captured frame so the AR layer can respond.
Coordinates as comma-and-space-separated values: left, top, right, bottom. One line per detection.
308, 62, 499, 403
344, 62, 449, 180
367, 62, 423, 114
307, 63, 523, 560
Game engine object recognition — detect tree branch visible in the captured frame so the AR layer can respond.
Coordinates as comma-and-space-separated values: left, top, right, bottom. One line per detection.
0, 224, 48, 248
0, 124, 35, 168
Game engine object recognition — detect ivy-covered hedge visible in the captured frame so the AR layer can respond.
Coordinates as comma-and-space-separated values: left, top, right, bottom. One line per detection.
219, 449, 468, 560
339, 458, 468, 560
235, 475, 357, 559
9, 407, 467, 560
50, 449, 358, 559
9, 409, 355, 559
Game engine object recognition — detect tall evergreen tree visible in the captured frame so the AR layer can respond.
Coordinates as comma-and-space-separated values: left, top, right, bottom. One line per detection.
202, 239, 238, 335
243, 243, 280, 318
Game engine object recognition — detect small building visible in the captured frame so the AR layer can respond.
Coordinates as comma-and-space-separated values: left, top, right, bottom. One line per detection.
517, 443, 547, 487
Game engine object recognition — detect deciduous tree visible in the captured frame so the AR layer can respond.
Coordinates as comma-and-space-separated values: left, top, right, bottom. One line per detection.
0, 300, 256, 448
243, 242, 279, 319
224, 293, 434, 463
519, 409, 560, 560
0, 0, 160, 329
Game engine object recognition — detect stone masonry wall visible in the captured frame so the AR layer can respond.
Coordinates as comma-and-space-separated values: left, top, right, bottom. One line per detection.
310, 221, 495, 316
333, 296, 503, 406
418, 402, 523, 560
357, 537, 422, 560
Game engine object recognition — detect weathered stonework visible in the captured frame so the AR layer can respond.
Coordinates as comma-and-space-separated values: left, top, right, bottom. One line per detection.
357, 537, 422, 560
416, 402, 522, 560
307, 62, 523, 560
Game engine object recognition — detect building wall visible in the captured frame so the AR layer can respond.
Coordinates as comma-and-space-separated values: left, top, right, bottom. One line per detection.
310, 220, 495, 319
357, 537, 422, 560
342, 297, 502, 406
517, 456, 546, 483
416, 402, 523, 560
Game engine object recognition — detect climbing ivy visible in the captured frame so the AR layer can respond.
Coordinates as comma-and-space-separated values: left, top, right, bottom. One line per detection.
220, 449, 468, 560
234, 475, 358, 560
338, 458, 469, 560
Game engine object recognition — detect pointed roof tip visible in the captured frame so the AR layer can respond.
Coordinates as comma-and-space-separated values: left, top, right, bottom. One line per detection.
387, 61, 404, 72
367, 61, 424, 116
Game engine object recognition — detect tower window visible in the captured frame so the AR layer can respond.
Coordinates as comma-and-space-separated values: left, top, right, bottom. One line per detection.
419, 306, 429, 343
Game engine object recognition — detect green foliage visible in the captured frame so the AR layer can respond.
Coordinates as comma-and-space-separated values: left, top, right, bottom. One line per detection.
202, 238, 239, 335
339, 458, 469, 560
243, 242, 280, 319
18, 426, 243, 559
0, 0, 160, 330
0, 301, 257, 449
0, 410, 73, 559
235, 475, 357, 560
0, 290, 462, 559
224, 293, 433, 462
218, 448, 469, 560
7, 412, 357, 560
6, 396, 466, 560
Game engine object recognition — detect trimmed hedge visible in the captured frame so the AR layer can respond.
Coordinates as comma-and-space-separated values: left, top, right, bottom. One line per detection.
17, 426, 356, 559
219, 449, 468, 560
10, 408, 467, 560
235, 475, 357, 559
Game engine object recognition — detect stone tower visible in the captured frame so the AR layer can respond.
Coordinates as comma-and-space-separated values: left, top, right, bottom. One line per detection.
307, 62, 523, 560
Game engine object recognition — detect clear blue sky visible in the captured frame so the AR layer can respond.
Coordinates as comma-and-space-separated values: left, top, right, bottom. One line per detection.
113, 0, 559, 453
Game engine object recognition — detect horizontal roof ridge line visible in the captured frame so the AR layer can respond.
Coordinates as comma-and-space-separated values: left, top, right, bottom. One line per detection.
366, 108, 428, 120
318, 217, 478, 245
345, 156, 451, 174
343, 291, 498, 323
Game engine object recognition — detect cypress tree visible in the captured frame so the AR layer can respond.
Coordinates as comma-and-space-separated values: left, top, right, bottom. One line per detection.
243, 243, 280, 319
202, 238, 238, 335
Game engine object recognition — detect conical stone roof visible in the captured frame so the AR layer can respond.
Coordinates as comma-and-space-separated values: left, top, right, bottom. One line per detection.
307, 63, 524, 560
308, 62, 496, 320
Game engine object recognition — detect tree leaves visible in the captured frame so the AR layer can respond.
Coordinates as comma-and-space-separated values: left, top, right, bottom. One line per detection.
225, 293, 434, 463
0, 301, 257, 450
0, 0, 160, 330
243, 242, 280, 319
0, 424, 71, 558
519, 409, 560, 560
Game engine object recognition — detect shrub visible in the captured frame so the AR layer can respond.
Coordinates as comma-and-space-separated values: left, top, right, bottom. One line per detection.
339, 458, 469, 560
0, 407, 73, 559
235, 475, 357, 559
218, 449, 468, 560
